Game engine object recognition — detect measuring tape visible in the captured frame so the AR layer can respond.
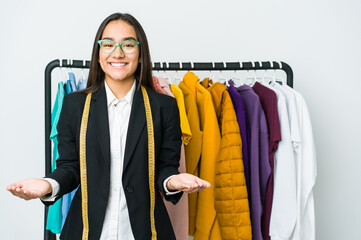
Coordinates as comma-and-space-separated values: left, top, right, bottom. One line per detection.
141, 86, 157, 240
79, 86, 157, 239
80, 93, 91, 240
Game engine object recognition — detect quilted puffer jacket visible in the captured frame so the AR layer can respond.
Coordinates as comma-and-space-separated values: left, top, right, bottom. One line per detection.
180, 72, 222, 239
201, 79, 252, 240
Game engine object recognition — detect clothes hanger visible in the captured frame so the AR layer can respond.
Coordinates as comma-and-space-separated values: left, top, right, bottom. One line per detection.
80, 60, 86, 81
77, 60, 86, 88
262, 61, 275, 86
68, 59, 73, 76
65, 59, 70, 79
68, 60, 75, 81
253, 61, 258, 85
162, 62, 171, 84
208, 62, 214, 82
244, 61, 256, 86
174, 63, 182, 85
231, 67, 242, 87
63, 59, 70, 81
219, 62, 227, 84
238, 62, 244, 86
269, 61, 278, 86
153, 62, 159, 78
59, 59, 63, 83
275, 61, 285, 85
81, 68, 85, 82
257, 62, 273, 84
256, 61, 264, 84
234, 61, 244, 86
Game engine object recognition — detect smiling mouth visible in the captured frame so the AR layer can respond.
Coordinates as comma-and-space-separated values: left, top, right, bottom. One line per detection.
109, 62, 128, 68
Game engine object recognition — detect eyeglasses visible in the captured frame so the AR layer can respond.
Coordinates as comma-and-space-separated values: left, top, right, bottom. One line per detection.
98, 39, 140, 54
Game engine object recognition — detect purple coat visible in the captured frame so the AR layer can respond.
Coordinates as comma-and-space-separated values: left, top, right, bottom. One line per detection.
227, 81, 250, 196
236, 84, 271, 240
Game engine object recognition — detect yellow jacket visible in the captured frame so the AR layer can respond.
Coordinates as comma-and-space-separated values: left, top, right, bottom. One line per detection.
201, 79, 252, 240
171, 84, 192, 145
180, 72, 222, 239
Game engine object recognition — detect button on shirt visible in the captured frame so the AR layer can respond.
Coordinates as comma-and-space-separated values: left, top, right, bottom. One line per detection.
100, 80, 136, 240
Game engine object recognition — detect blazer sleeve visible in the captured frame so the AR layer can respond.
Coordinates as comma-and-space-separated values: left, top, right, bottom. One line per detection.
43, 94, 80, 206
156, 97, 183, 204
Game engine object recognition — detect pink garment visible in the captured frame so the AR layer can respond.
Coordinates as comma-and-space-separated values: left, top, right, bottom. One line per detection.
156, 78, 189, 240
165, 143, 189, 240
152, 76, 167, 94
157, 77, 174, 97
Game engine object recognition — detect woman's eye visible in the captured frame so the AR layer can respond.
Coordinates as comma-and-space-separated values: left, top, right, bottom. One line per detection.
102, 42, 114, 48
123, 43, 135, 48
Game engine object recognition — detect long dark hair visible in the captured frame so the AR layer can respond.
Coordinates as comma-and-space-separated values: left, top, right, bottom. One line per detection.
83, 13, 154, 93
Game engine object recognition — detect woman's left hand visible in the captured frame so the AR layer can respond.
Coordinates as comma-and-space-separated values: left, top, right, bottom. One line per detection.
166, 173, 211, 193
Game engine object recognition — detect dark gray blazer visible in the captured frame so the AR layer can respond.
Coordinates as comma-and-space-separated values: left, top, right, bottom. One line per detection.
44, 83, 183, 240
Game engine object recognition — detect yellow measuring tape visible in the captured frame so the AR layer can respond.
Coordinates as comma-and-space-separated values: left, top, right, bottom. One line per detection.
80, 93, 91, 240
79, 86, 157, 240
141, 86, 157, 240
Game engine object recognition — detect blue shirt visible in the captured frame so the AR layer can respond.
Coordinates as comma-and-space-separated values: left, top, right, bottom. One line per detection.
46, 81, 65, 234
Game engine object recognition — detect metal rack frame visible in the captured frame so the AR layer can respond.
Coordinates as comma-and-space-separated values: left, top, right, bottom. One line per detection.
44, 59, 294, 240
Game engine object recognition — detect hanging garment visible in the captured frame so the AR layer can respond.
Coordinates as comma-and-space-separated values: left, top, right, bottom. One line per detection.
180, 72, 222, 239
77, 79, 88, 90
262, 84, 296, 240
178, 79, 203, 237
273, 84, 301, 156
50, 72, 79, 230
61, 74, 79, 227
68, 72, 77, 92
64, 81, 72, 94
153, 76, 167, 95
157, 77, 174, 97
46, 81, 65, 234
236, 85, 270, 240
227, 81, 251, 198
273, 84, 302, 240
201, 79, 252, 240
158, 77, 174, 96
252, 82, 282, 240
155, 78, 190, 240
171, 84, 192, 145
282, 85, 317, 240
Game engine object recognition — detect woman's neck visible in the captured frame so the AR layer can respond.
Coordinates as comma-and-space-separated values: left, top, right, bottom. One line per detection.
105, 78, 135, 99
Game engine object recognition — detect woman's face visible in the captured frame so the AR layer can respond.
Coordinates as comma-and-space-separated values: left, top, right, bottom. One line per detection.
98, 20, 140, 85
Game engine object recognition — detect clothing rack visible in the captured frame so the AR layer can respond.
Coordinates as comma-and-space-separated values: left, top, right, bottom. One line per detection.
44, 59, 294, 240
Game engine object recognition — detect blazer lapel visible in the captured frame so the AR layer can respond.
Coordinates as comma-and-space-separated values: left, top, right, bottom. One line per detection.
123, 87, 147, 171
89, 86, 111, 170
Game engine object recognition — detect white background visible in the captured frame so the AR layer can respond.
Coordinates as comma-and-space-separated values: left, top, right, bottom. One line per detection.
1, 0, 360, 239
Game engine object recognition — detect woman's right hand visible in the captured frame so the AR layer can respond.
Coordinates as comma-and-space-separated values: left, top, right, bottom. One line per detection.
6, 178, 52, 200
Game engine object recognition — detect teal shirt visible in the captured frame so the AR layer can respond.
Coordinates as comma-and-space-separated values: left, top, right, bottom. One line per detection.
61, 73, 78, 227
46, 82, 65, 234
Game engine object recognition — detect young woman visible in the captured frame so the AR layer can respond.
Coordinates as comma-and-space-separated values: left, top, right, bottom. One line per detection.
7, 13, 209, 240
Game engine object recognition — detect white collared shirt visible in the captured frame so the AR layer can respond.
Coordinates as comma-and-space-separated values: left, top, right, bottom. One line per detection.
100, 80, 136, 240
261, 83, 297, 240
283, 85, 317, 240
